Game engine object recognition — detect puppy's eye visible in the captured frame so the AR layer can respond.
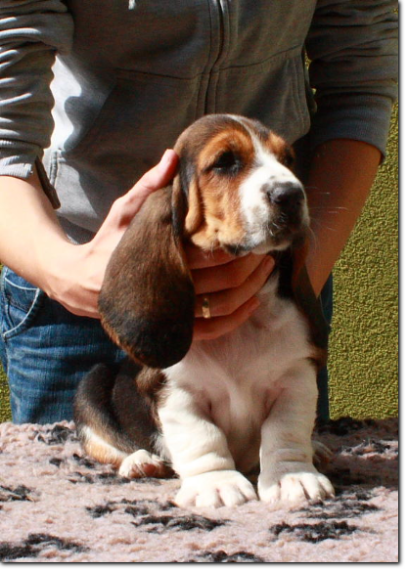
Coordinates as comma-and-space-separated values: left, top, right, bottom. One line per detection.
211, 151, 241, 174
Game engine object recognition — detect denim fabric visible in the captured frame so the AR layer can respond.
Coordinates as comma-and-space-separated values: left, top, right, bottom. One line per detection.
0, 267, 125, 424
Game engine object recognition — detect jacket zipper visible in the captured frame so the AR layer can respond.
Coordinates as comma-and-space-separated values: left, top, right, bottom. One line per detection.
213, 0, 227, 69
205, 0, 230, 114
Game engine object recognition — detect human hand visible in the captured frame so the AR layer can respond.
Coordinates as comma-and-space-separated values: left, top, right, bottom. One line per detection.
42, 146, 273, 333
44, 150, 179, 318
185, 244, 275, 341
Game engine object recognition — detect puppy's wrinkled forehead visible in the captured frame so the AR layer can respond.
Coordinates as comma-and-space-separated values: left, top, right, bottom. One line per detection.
175, 114, 292, 169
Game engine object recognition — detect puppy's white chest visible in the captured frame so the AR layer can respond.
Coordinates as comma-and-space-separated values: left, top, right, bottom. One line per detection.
163, 282, 312, 472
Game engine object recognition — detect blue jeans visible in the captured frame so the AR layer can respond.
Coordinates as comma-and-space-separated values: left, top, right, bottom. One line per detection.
0, 267, 125, 424
0, 267, 333, 424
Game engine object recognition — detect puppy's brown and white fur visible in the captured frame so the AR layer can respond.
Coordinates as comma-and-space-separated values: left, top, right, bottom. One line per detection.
74, 114, 334, 508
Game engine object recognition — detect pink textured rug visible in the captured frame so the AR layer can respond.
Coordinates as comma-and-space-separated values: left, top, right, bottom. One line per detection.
0, 418, 398, 563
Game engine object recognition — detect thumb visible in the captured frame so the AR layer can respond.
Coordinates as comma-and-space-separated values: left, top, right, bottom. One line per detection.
122, 149, 179, 215
95, 149, 179, 248
99, 149, 179, 236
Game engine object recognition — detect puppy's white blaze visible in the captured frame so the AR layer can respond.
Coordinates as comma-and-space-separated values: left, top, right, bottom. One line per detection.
237, 126, 308, 252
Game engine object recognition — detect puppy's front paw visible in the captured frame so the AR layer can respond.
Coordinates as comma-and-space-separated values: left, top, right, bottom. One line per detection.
119, 449, 170, 478
176, 470, 257, 508
258, 468, 334, 507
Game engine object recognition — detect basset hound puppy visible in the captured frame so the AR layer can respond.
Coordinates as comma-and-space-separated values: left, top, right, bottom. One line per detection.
74, 114, 334, 508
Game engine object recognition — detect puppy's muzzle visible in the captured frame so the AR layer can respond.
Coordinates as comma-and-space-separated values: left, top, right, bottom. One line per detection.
265, 180, 308, 235
267, 180, 305, 211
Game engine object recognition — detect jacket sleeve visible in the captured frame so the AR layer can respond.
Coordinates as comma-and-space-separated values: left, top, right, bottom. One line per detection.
0, 0, 74, 206
305, 0, 398, 157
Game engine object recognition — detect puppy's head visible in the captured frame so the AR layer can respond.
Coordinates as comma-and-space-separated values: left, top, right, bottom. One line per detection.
174, 114, 309, 255
99, 115, 309, 369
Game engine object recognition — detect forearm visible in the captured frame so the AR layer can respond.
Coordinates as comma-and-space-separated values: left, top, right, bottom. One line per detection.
305, 139, 382, 296
0, 172, 72, 291
0, 150, 179, 318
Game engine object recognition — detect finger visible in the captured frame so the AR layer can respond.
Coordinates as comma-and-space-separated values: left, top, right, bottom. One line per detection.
131, 149, 179, 197
58, 297, 101, 320
195, 256, 274, 318
69, 306, 101, 319
119, 149, 179, 218
97, 149, 179, 235
192, 253, 266, 295
193, 296, 260, 341
184, 243, 235, 270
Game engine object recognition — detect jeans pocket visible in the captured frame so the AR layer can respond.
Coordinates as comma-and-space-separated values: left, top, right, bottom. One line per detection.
0, 268, 45, 340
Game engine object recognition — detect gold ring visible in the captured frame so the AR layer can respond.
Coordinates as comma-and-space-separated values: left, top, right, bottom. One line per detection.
202, 297, 211, 319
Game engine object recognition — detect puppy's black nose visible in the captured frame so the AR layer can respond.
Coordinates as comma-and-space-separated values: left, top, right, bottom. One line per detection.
268, 181, 305, 210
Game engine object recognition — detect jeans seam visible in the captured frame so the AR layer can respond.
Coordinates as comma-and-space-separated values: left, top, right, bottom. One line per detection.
0, 267, 8, 342
4, 277, 37, 292
3, 287, 44, 340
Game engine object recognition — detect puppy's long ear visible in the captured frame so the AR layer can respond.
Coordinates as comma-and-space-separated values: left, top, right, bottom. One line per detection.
99, 181, 195, 370
291, 242, 329, 365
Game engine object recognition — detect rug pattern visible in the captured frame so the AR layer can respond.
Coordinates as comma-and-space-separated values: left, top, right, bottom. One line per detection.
0, 418, 398, 562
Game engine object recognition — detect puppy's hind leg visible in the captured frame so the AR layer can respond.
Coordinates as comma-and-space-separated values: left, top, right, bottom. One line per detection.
74, 362, 138, 468
74, 361, 171, 478
118, 449, 171, 479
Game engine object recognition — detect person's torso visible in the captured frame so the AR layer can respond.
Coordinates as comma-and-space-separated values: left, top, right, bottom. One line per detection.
46, 0, 317, 242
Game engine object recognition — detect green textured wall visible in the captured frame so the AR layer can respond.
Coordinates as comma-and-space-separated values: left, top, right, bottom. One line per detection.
328, 103, 398, 419
0, 106, 399, 423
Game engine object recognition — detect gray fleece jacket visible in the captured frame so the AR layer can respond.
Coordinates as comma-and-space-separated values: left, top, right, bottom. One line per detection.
0, 0, 398, 243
